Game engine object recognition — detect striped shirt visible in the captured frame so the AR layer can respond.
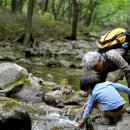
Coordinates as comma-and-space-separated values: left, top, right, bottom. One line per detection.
94, 48, 130, 81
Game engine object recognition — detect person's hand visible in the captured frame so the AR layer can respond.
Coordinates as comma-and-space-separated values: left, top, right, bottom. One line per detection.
82, 102, 87, 112
78, 119, 86, 129
110, 77, 118, 83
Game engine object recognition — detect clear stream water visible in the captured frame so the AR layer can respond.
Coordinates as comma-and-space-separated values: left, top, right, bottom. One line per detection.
18, 63, 84, 130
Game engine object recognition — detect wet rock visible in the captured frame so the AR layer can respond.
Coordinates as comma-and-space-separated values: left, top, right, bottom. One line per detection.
42, 87, 87, 108
0, 97, 31, 130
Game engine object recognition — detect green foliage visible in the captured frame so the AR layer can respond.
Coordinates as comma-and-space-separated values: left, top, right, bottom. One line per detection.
0, 10, 26, 38
41, 13, 55, 24
1, 0, 130, 40
4, 25, 15, 36
94, 0, 130, 29
59, 79, 68, 88
36, 13, 71, 40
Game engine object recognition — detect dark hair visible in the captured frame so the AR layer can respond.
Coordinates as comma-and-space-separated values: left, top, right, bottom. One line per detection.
80, 74, 100, 91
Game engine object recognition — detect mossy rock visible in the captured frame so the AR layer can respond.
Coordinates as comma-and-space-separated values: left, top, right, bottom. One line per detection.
0, 97, 21, 117
0, 97, 31, 130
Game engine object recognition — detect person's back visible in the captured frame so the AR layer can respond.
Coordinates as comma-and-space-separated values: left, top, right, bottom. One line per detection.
92, 81, 125, 110
99, 48, 130, 82
82, 50, 130, 112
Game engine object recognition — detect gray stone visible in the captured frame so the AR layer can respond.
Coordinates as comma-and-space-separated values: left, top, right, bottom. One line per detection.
0, 63, 28, 88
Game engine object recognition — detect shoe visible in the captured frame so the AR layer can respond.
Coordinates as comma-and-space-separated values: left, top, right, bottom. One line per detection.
126, 105, 130, 113
95, 116, 111, 125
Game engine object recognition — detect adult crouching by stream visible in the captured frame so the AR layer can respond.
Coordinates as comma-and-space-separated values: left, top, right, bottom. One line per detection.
78, 74, 130, 129
82, 50, 130, 112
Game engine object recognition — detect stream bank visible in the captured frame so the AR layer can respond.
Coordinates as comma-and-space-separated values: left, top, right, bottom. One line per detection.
0, 39, 130, 130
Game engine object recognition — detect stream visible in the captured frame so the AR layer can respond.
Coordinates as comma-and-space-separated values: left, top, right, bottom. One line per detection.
17, 63, 84, 130
19, 63, 84, 90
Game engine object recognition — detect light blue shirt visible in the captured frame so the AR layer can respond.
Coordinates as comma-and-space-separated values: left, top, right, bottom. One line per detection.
83, 81, 130, 120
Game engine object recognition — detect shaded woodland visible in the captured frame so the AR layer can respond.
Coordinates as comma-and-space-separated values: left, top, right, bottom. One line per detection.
0, 0, 130, 46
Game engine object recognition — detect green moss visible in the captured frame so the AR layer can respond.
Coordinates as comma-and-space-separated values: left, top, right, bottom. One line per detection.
4, 75, 31, 89
19, 75, 31, 85
0, 97, 20, 113
40, 86, 53, 93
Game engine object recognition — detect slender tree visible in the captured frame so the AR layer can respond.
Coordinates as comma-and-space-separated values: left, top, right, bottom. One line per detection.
44, 0, 49, 12
11, 0, 17, 13
23, 0, 34, 46
71, 0, 80, 40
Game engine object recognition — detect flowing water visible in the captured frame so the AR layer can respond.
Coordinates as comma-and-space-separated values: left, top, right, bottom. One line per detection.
18, 63, 84, 130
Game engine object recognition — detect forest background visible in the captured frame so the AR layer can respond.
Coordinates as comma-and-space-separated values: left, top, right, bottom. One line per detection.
0, 0, 130, 45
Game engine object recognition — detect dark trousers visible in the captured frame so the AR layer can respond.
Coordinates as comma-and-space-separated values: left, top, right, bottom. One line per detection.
124, 49, 130, 104
125, 72, 130, 104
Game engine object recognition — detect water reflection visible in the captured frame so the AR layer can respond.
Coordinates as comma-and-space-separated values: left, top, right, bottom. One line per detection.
19, 63, 84, 91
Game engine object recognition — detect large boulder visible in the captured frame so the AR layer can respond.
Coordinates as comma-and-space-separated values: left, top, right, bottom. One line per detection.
0, 63, 42, 101
0, 63, 28, 88
0, 97, 31, 130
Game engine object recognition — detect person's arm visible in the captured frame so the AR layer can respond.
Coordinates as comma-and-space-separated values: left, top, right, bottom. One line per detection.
78, 94, 96, 128
106, 50, 130, 77
112, 82, 130, 94
78, 119, 86, 129
117, 70, 125, 80
111, 70, 125, 82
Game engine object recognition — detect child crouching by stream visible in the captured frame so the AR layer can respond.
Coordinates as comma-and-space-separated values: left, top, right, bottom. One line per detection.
78, 74, 130, 129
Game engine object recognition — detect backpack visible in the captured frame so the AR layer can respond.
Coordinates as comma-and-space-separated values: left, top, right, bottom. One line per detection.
98, 28, 130, 53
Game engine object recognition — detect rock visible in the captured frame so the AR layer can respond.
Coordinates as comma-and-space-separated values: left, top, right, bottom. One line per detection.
0, 97, 31, 130
14, 74, 42, 101
43, 90, 65, 107
42, 87, 85, 108
0, 63, 28, 88
5, 83, 24, 97
47, 73, 54, 81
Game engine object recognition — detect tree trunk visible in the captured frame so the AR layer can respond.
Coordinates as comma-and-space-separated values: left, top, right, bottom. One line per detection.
44, 0, 49, 12
11, 0, 17, 13
67, 0, 73, 24
23, 0, 34, 46
71, 0, 79, 40
11, 0, 26, 13
0, 0, 3, 7
55, 0, 63, 20
51, 0, 57, 20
